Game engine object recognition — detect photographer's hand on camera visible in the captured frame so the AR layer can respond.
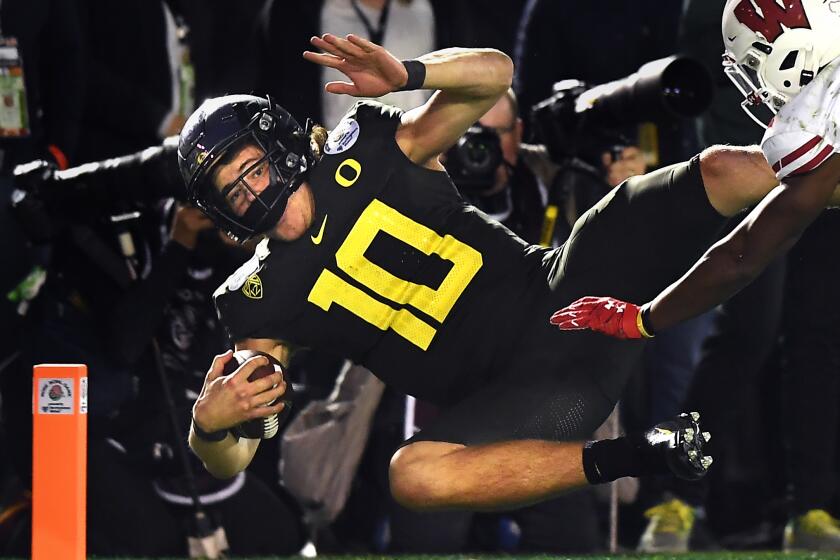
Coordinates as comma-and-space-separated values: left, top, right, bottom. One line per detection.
602, 146, 646, 187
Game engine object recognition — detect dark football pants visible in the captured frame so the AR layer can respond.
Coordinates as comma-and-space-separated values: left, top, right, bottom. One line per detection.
411, 156, 727, 446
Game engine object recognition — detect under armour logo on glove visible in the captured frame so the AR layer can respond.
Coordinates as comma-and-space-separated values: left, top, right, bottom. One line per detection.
550, 296, 650, 339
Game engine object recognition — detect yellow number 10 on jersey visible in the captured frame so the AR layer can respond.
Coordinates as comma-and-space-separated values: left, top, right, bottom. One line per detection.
307, 199, 483, 350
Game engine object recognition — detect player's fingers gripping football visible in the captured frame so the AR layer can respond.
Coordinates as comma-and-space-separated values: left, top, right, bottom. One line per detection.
205, 350, 234, 384
192, 352, 244, 432
247, 382, 288, 417
243, 371, 285, 410
229, 357, 287, 413
230, 355, 272, 384
194, 356, 273, 432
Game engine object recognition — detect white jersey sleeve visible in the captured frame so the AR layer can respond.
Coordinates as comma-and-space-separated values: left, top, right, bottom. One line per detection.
761, 58, 840, 181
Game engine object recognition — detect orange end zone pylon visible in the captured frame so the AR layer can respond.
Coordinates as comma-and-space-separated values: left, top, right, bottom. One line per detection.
32, 364, 88, 560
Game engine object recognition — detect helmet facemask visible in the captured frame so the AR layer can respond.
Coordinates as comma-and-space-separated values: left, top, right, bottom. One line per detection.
723, 49, 785, 129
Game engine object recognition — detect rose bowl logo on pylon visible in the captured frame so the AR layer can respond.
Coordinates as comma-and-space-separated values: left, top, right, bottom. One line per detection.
48, 384, 64, 401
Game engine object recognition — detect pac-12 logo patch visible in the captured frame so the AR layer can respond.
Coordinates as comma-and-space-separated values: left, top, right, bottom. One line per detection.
324, 118, 360, 155
242, 273, 263, 299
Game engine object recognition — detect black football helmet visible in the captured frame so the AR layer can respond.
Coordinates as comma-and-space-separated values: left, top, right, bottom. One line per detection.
178, 94, 317, 242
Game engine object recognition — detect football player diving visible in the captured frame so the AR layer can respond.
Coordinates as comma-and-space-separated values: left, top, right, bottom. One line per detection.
552, 0, 840, 342
180, 32, 838, 513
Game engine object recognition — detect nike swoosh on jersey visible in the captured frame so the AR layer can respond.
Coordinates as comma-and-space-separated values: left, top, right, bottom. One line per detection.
311, 215, 328, 245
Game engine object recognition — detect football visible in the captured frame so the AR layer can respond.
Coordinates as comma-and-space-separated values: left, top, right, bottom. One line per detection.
222, 349, 293, 439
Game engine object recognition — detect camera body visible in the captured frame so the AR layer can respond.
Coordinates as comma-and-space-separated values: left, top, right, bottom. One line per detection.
444, 123, 503, 195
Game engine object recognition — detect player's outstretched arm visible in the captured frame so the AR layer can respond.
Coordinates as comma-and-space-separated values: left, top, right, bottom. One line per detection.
189, 343, 288, 478
302, 33, 512, 168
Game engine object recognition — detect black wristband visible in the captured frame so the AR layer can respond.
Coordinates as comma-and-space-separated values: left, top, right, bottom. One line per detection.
639, 304, 656, 338
192, 416, 228, 443
397, 60, 426, 91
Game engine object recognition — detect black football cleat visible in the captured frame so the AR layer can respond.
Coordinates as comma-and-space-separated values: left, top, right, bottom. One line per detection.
638, 412, 713, 481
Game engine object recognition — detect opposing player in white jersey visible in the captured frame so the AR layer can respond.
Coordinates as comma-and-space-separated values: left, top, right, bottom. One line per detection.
551, 0, 840, 339
761, 56, 840, 181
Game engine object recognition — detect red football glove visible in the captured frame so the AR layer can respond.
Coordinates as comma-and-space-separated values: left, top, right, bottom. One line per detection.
550, 296, 652, 339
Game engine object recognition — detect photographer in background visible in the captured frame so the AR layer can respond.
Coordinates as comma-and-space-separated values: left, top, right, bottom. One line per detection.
444, 88, 544, 244
1, 140, 181, 555
514, 0, 683, 161
514, 0, 686, 249
524, 53, 714, 248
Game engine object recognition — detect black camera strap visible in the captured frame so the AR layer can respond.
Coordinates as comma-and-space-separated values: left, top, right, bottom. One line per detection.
350, 0, 392, 45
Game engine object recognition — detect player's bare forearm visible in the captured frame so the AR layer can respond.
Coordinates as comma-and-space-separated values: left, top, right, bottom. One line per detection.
398, 49, 512, 166
189, 425, 259, 479
417, 48, 512, 99
648, 154, 840, 331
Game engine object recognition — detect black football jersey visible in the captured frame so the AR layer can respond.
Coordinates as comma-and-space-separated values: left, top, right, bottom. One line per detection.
214, 101, 552, 405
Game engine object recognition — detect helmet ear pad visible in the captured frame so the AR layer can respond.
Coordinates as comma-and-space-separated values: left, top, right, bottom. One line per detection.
758, 29, 816, 100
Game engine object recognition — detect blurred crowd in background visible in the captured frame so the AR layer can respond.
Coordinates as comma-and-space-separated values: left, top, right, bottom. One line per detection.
1, 0, 840, 557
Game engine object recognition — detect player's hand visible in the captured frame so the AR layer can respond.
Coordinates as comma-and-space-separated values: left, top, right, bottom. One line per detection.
171, 204, 214, 250
550, 296, 649, 339
303, 33, 407, 97
602, 146, 646, 188
192, 351, 287, 433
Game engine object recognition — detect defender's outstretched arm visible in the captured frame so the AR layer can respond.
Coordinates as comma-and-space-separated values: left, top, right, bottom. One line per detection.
647, 153, 840, 331
551, 150, 840, 338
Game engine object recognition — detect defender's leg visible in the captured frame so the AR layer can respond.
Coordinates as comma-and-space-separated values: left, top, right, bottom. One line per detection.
699, 145, 779, 217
